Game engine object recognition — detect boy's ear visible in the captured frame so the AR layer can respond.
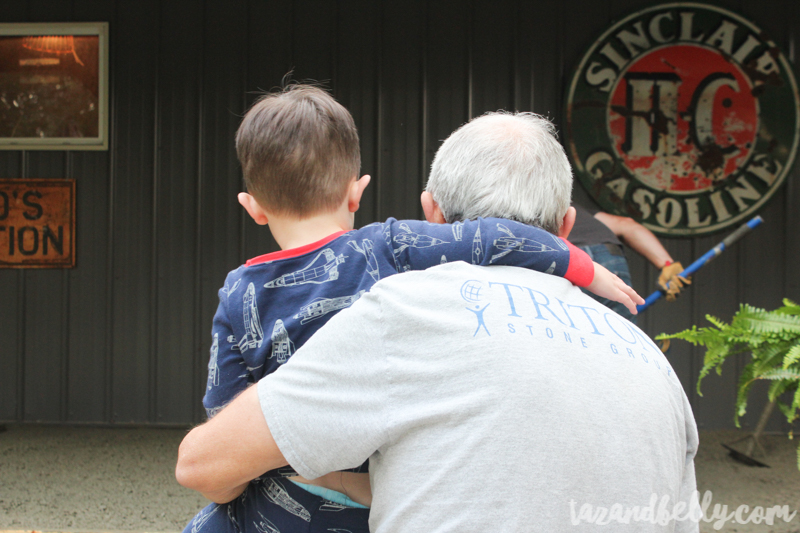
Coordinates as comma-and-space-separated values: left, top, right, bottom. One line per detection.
347, 175, 371, 213
420, 191, 447, 224
238, 193, 269, 225
557, 206, 576, 239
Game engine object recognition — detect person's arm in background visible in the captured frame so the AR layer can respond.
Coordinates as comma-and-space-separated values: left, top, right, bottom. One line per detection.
593, 212, 672, 268
593, 211, 690, 300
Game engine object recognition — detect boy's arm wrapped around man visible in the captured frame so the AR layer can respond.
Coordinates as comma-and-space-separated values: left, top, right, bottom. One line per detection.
383, 217, 642, 315
384, 217, 586, 280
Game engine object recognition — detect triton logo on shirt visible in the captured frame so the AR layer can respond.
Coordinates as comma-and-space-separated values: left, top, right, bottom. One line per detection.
460, 278, 674, 377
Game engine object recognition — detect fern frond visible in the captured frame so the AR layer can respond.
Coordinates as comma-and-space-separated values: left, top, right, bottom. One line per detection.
757, 368, 800, 381
735, 305, 800, 335
657, 325, 726, 347
779, 298, 800, 315
752, 342, 796, 378
706, 315, 729, 329
768, 379, 794, 403
734, 362, 756, 427
783, 344, 800, 369
777, 400, 795, 420
696, 342, 737, 395
793, 386, 800, 418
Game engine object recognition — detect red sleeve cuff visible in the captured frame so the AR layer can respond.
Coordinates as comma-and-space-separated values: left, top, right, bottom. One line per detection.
562, 239, 594, 287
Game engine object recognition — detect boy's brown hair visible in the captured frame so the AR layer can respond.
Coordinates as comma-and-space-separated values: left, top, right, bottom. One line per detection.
235, 85, 361, 217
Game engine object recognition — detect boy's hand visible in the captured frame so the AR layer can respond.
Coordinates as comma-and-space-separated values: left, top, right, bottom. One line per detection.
585, 262, 645, 315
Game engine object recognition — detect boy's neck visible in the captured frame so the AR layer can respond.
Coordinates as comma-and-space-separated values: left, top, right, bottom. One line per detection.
268, 209, 355, 251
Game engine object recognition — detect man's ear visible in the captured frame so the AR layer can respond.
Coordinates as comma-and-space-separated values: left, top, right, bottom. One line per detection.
557, 206, 576, 239
347, 175, 371, 213
420, 191, 447, 224
238, 193, 269, 225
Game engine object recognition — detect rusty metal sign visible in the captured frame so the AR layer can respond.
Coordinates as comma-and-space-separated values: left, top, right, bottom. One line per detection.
0, 179, 75, 267
565, 3, 800, 236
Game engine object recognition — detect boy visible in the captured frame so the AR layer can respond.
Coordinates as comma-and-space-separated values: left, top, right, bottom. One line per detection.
185, 85, 640, 533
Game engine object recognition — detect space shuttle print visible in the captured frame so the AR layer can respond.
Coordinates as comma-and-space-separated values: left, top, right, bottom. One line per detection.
489, 223, 558, 263
472, 226, 483, 264
552, 233, 568, 251
452, 221, 463, 241
382, 224, 402, 272
220, 278, 241, 297
207, 333, 219, 390
293, 290, 366, 325
319, 502, 349, 512
190, 502, 221, 532
348, 239, 380, 281
226, 335, 240, 352
270, 319, 295, 364
254, 512, 281, 533
205, 405, 223, 419
262, 479, 311, 522
393, 222, 450, 271
263, 249, 346, 288
239, 283, 264, 353
392, 223, 449, 255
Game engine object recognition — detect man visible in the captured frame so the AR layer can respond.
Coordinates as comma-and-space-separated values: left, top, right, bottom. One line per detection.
570, 204, 690, 321
177, 112, 699, 533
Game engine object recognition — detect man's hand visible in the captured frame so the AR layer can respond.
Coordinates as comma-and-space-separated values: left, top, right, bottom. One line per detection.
585, 262, 645, 315
175, 386, 288, 503
658, 262, 691, 301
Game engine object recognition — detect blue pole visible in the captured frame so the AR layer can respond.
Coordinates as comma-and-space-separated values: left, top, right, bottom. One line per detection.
636, 216, 764, 313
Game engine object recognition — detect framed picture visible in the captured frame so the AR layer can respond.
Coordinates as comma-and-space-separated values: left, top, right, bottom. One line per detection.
0, 22, 108, 150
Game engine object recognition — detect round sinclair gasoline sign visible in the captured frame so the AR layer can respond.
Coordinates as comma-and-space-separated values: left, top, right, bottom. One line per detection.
565, 2, 800, 236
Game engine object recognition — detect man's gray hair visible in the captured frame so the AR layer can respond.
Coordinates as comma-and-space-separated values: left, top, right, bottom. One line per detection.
426, 112, 573, 234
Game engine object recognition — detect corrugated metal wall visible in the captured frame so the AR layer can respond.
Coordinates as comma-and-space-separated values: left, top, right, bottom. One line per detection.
1, 0, 798, 428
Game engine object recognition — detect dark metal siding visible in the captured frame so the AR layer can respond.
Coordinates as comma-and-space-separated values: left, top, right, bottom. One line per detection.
0, 0, 798, 428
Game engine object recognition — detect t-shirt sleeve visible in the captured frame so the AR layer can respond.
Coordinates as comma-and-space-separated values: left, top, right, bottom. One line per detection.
383, 217, 593, 286
257, 289, 390, 480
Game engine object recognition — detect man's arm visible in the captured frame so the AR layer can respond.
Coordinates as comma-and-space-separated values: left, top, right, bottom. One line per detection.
179, 286, 389, 504
176, 386, 287, 503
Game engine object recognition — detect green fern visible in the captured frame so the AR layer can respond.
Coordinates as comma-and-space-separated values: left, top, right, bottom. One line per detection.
783, 345, 800, 369
758, 368, 800, 381
657, 300, 800, 469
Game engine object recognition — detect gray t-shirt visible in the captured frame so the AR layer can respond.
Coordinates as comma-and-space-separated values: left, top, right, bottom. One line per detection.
258, 262, 699, 533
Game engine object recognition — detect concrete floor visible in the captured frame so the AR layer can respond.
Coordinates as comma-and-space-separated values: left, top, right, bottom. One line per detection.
1, 425, 799, 532
0, 425, 206, 532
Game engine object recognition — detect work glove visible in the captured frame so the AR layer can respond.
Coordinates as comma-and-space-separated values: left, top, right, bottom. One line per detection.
658, 262, 690, 301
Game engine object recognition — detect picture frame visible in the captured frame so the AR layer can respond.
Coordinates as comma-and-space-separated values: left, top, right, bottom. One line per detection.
0, 22, 109, 150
